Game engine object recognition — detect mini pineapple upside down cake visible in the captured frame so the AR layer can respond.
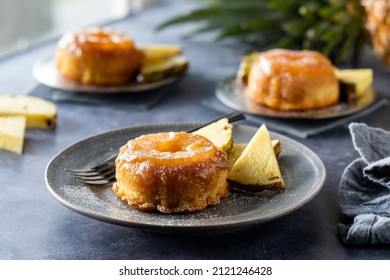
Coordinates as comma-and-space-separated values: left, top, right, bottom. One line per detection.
113, 131, 230, 214
245, 49, 340, 111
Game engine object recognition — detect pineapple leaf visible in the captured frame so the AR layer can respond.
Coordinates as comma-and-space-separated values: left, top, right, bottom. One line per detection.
157, 2, 275, 30
156, 0, 368, 64
182, 25, 221, 40
281, 19, 311, 37
266, 0, 302, 13
271, 36, 299, 49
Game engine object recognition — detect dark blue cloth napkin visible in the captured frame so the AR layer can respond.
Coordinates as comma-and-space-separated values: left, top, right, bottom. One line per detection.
338, 122, 390, 245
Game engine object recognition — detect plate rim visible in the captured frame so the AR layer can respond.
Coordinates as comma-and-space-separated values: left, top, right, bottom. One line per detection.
45, 122, 326, 234
216, 76, 377, 120
32, 54, 181, 94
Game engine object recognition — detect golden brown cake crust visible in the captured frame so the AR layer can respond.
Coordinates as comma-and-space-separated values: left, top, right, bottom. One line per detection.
55, 27, 142, 85
113, 132, 230, 213
246, 49, 339, 111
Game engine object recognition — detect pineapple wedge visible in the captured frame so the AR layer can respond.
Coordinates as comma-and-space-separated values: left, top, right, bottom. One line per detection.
0, 95, 57, 129
139, 55, 189, 83
228, 140, 281, 166
138, 44, 189, 83
140, 44, 182, 64
228, 125, 284, 190
236, 52, 259, 84
0, 116, 26, 154
333, 68, 373, 101
192, 118, 233, 153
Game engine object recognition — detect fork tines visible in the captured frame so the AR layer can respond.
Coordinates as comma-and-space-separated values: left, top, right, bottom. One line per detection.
65, 153, 117, 174
67, 162, 116, 187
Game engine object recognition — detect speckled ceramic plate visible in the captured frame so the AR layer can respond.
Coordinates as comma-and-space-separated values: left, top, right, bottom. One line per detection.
216, 77, 377, 119
45, 123, 326, 235
33, 55, 180, 93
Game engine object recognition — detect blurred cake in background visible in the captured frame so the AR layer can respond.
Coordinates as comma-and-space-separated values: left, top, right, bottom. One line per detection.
55, 27, 142, 85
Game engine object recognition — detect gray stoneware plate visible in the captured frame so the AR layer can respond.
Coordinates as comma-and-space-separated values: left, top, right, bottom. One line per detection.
33, 55, 180, 93
216, 77, 377, 119
45, 123, 326, 235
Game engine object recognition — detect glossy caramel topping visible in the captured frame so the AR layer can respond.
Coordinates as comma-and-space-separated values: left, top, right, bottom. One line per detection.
258, 49, 333, 79
255, 49, 335, 78
57, 27, 136, 56
116, 132, 229, 168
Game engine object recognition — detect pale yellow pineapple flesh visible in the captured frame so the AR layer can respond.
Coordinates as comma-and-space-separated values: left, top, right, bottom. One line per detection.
0, 116, 26, 154
140, 56, 189, 82
0, 95, 57, 129
192, 118, 233, 153
236, 52, 259, 84
137, 44, 189, 83
140, 44, 182, 65
228, 125, 284, 190
333, 68, 373, 98
228, 140, 281, 166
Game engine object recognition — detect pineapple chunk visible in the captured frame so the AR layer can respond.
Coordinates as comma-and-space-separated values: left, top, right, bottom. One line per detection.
140, 44, 182, 65
236, 52, 259, 84
228, 125, 284, 190
0, 116, 26, 154
139, 56, 189, 83
0, 95, 57, 129
137, 44, 189, 83
192, 118, 233, 153
228, 140, 281, 166
333, 68, 373, 101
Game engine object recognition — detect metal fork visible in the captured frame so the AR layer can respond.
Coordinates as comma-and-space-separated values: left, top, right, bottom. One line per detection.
66, 111, 245, 187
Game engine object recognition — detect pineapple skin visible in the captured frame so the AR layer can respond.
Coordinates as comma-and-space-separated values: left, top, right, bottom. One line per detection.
362, 0, 390, 67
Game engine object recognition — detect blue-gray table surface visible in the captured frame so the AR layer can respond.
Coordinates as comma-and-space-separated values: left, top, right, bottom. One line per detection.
1, 1, 390, 259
